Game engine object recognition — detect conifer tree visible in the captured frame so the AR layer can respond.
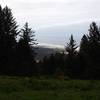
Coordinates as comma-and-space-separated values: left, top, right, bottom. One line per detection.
80, 34, 89, 54
79, 22, 100, 79
0, 6, 18, 73
65, 35, 78, 78
89, 22, 100, 42
17, 22, 37, 75
65, 34, 77, 56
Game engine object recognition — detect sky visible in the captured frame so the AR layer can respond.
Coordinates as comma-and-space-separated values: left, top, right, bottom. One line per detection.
1, 0, 100, 47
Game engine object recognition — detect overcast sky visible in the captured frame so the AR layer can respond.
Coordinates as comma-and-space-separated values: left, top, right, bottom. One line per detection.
1, 0, 100, 28
1, 0, 100, 47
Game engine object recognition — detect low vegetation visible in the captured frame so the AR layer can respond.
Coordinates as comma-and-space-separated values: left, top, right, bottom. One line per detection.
0, 76, 99, 100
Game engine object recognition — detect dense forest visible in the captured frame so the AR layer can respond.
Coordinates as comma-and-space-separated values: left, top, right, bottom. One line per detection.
0, 5, 100, 79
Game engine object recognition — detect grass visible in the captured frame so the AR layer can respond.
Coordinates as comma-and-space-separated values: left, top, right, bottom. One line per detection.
0, 76, 99, 100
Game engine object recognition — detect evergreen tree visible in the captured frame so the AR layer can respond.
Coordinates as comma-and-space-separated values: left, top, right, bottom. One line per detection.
87, 22, 100, 79
3, 6, 18, 37
80, 35, 89, 53
0, 5, 4, 63
0, 6, 18, 74
89, 22, 100, 42
65, 34, 77, 56
79, 22, 100, 79
17, 22, 37, 75
65, 35, 79, 78
79, 35, 89, 78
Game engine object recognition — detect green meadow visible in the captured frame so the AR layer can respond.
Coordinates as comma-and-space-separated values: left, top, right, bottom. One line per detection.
0, 76, 99, 100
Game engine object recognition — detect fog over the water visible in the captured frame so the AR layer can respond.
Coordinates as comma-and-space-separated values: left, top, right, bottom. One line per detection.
1, 0, 100, 47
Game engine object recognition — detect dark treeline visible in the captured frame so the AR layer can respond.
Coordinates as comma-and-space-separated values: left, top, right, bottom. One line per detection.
0, 5, 100, 79
0, 5, 37, 76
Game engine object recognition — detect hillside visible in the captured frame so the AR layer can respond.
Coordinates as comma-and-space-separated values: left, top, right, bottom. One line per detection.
34, 45, 64, 60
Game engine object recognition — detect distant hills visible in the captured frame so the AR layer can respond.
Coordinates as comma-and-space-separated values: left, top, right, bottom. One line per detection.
34, 44, 64, 60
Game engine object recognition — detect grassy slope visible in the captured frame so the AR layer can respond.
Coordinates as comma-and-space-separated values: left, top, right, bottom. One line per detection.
0, 76, 100, 100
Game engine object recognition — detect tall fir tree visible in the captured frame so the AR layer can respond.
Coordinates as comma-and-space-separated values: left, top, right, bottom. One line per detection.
0, 6, 18, 74
87, 22, 100, 79
17, 22, 37, 75
80, 22, 100, 79
65, 35, 78, 78
79, 34, 89, 78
